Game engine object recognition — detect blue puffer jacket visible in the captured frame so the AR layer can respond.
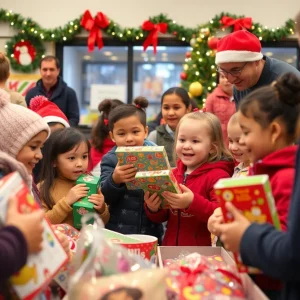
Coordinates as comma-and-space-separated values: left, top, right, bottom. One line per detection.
100, 141, 163, 241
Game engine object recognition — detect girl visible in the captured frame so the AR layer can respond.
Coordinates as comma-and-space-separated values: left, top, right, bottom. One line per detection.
100, 97, 163, 241
145, 111, 234, 246
88, 99, 123, 176
214, 73, 299, 299
147, 87, 192, 167
39, 128, 109, 226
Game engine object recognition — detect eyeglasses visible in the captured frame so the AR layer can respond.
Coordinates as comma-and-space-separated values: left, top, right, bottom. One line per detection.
216, 62, 248, 77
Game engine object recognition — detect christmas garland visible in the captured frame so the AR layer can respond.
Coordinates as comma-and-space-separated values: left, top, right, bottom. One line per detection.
0, 9, 296, 103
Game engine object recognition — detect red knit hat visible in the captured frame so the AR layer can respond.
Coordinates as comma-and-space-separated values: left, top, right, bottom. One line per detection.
29, 96, 70, 128
216, 30, 263, 64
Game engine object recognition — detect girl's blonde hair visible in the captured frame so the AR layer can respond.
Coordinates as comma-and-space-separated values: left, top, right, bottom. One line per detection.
174, 111, 232, 163
0, 52, 10, 82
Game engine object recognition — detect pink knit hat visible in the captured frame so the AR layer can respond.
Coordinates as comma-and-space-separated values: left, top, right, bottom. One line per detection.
29, 96, 70, 128
0, 89, 50, 158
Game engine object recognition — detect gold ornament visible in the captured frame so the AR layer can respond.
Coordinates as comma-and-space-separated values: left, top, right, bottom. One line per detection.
189, 82, 203, 97
197, 37, 202, 43
183, 64, 189, 71
188, 92, 193, 99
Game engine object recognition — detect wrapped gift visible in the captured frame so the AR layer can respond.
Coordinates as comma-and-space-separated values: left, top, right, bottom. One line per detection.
73, 174, 100, 229
115, 146, 171, 171
214, 175, 281, 273
0, 172, 68, 300
127, 170, 181, 208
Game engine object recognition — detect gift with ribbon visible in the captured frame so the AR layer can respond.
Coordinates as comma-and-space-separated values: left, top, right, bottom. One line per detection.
142, 20, 168, 54
80, 10, 110, 52
221, 16, 252, 32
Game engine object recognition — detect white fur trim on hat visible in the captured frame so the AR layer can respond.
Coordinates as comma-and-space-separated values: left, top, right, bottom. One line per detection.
43, 116, 70, 128
216, 50, 263, 64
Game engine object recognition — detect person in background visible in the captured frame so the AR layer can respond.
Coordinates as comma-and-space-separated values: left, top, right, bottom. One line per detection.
0, 52, 27, 107
147, 88, 192, 167
215, 30, 300, 108
205, 73, 236, 145
29, 95, 70, 182
88, 99, 123, 176
25, 55, 80, 126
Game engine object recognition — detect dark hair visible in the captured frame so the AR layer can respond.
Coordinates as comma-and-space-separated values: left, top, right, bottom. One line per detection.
100, 287, 143, 300
39, 128, 91, 209
161, 87, 191, 108
239, 72, 300, 141
108, 96, 148, 131
91, 99, 123, 151
39, 55, 60, 69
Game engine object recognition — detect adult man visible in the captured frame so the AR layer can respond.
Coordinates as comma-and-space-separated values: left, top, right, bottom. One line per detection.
215, 30, 300, 107
25, 56, 79, 126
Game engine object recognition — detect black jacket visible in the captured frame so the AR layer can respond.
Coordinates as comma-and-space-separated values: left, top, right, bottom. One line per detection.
25, 77, 80, 126
100, 146, 163, 241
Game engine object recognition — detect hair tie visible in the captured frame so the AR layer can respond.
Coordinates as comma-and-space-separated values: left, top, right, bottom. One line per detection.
103, 119, 109, 126
136, 104, 141, 109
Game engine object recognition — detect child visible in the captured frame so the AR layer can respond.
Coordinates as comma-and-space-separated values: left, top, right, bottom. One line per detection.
29, 95, 70, 183
208, 113, 250, 240
147, 87, 192, 167
100, 97, 163, 241
215, 72, 300, 299
88, 98, 123, 176
145, 111, 234, 246
39, 127, 110, 226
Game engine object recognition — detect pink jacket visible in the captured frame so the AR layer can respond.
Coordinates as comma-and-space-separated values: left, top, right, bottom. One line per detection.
205, 86, 236, 146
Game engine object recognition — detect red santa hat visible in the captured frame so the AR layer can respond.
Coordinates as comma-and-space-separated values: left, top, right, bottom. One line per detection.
29, 96, 70, 128
215, 30, 263, 64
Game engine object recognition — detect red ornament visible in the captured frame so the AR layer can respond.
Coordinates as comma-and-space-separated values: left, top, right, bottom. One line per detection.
185, 52, 191, 58
173, 31, 177, 36
80, 10, 110, 52
13, 41, 36, 66
180, 72, 187, 80
207, 37, 219, 50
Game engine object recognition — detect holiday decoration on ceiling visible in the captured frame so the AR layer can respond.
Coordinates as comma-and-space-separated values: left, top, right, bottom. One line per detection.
0, 9, 296, 104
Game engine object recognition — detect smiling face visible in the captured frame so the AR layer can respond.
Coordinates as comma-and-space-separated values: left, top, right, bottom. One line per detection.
217, 61, 260, 91
55, 141, 89, 181
176, 119, 214, 173
16, 131, 48, 175
161, 94, 191, 131
110, 115, 148, 147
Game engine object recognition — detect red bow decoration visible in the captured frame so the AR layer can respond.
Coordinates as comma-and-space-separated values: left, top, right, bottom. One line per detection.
221, 16, 252, 32
80, 10, 110, 52
103, 119, 109, 126
142, 20, 168, 54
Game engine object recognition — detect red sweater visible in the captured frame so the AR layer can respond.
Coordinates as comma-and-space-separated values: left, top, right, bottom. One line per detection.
249, 145, 297, 291
145, 159, 234, 246
88, 138, 115, 172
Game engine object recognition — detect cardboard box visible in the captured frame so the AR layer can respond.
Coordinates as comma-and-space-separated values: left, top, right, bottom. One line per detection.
72, 174, 100, 229
214, 175, 280, 273
158, 246, 268, 300
116, 146, 171, 171
126, 170, 181, 208
0, 172, 68, 300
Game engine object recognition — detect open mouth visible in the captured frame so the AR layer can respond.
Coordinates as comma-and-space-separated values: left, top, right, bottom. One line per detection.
183, 153, 194, 157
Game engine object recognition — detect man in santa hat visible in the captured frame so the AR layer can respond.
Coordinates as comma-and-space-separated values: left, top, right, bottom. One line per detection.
215, 30, 300, 107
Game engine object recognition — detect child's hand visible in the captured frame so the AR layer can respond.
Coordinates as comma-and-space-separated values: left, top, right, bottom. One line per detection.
88, 188, 106, 213
162, 184, 193, 209
54, 229, 71, 259
144, 191, 161, 212
208, 207, 224, 235
66, 184, 89, 205
6, 196, 44, 254
214, 202, 251, 252
112, 162, 137, 185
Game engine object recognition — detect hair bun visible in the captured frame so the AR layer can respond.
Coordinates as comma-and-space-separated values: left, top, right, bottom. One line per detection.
98, 99, 113, 113
0, 89, 10, 108
29, 95, 49, 111
275, 73, 300, 106
133, 96, 148, 109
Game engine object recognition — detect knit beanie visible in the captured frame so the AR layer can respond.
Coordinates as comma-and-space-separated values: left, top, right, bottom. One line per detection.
0, 89, 50, 158
29, 95, 70, 128
215, 30, 263, 64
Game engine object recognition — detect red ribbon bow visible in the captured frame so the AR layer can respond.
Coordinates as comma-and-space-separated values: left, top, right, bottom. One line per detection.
142, 20, 168, 55
221, 16, 252, 32
103, 119, 109, 126
80, 10, 110, 52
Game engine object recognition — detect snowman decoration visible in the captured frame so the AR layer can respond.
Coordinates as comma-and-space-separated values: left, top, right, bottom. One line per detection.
13, 40, 36, 67
16, 45, 32, 66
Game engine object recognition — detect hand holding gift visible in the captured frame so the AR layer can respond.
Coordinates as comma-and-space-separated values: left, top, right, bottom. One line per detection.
162, 184, 193, 209
112, 162, 137, 184
88, 188, 106, 213
66, 184, 89, 205
144, 191, 161, 212
208, 207, 224, 236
